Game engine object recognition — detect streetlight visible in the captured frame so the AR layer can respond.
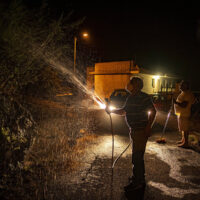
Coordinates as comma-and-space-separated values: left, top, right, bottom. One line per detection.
74, 32, 89, 73
83, 32, 89, 38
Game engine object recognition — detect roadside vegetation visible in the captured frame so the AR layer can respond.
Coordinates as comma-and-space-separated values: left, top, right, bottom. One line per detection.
0, 1, 97, 199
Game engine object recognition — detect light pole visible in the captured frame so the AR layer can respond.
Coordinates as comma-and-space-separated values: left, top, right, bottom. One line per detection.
73, 32, 89, 73
74, 36, 77, 73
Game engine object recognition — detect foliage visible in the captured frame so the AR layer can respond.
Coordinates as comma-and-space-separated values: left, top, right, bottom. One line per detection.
0, 1, 100, 199
0, 1, 86, 198
0, 0, 83, 97
0, 99, 97, 199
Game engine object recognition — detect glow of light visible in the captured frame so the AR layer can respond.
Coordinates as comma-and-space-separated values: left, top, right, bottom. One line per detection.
93, 95, 106, 109
83, 32, 89, 38
153, 75, 160, 81
148, 110, 151, 119
56, 93, 73, 96
103, 136, 123, 150
109, 105, 116, 111
99, 102, 106, 109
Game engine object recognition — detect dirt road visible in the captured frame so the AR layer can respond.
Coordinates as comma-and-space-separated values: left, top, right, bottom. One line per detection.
44, 110, 200, 200
50, 131, 200, 200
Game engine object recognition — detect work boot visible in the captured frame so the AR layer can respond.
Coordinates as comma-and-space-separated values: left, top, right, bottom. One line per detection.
124, 181, 146, 192
124, 184, 146, 200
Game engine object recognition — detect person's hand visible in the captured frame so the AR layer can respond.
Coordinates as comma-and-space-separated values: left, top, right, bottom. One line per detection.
173, 98, 177, 104
105, 106, 111, 115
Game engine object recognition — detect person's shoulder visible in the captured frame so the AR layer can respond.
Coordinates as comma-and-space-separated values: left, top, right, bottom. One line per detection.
139, 92, 152, 102
189, 90, 194, 95
185, 90, 194, 97
140, 92, 150, 98
188, 91, 195, 100
140, 91, 148, 95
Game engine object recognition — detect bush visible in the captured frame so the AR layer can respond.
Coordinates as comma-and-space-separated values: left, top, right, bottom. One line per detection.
0, 1, 91, 199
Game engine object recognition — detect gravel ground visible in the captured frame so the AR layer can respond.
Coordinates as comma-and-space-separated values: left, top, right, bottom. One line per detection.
38, 109, 200, 200
45, 129, 200, 200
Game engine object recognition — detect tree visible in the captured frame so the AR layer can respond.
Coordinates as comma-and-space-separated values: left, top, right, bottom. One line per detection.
0, 0, 84, 174
0, 1, 84, 96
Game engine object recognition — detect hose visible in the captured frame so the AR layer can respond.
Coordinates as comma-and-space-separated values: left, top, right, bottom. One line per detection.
112, 140, 132, 168
109, 113, 114, 166
108, 113, 132, 199
108, 113, 114, 200
108, 113, 132, 200
108, 114, 132, 168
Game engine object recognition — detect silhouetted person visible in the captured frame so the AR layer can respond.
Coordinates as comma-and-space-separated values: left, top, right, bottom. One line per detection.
106, 77, 156, 195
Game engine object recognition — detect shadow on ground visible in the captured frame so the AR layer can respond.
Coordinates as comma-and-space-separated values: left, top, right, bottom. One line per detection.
46, 150, 200, 200
145, 153, 200, 200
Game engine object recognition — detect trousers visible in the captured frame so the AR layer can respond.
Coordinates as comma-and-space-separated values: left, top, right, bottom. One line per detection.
130, 129, 148, 184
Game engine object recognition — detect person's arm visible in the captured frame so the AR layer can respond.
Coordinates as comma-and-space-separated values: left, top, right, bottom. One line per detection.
174, 99, 188, 108
111, 108, 126, 116
107, 95, 129, 116
105, 106, 126, 116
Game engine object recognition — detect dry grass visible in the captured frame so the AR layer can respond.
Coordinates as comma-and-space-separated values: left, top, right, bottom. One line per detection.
0, 96, 98, 200
17, 98, 98, 199
24, 123, 98, 175
26, 96, 68, 111
74, 134, 98, 154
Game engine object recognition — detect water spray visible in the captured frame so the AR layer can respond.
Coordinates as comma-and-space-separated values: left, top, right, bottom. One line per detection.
47, 58, 109, 110
40, 56, 131, 197
93, 96, 106, 109
45, 57, 125, 166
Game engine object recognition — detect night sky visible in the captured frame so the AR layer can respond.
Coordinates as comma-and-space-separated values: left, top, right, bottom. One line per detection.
72, 1, 200, 72
68, 1, 200, 89
22, 1, 200, 89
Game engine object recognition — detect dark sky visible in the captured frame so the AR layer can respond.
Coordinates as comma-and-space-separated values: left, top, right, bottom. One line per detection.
70, 1, 200, 89
25, 0, 200, 88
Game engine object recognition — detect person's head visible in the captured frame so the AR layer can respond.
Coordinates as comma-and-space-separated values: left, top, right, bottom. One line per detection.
126, 76, 143, 94
179, 80, 190, 91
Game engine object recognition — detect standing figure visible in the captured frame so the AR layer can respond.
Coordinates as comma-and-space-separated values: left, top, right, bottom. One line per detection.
174, 80, 195, 148
106, 77, 156, 193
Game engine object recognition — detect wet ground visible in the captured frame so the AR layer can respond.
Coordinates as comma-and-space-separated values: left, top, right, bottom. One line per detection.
50, 110, 200, 200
